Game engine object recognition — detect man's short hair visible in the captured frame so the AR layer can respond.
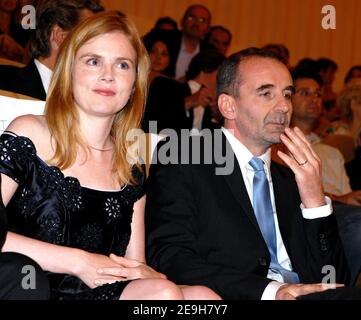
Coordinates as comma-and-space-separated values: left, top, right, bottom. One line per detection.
186, 49, 225, 81
30, 0, 104, 59
291, 69, 323, 87
205, 25, 232, 44
154, 16, 178, 30
216, 47, 284, 98
317, 57, 338, 72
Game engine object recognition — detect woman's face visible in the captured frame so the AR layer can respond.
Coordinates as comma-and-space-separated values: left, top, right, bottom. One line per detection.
72, 31, 137, 119
149, 41, 170, 73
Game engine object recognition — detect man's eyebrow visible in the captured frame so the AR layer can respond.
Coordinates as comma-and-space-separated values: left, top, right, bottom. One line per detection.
256, 84, 274, 91
284, 85, 295, 94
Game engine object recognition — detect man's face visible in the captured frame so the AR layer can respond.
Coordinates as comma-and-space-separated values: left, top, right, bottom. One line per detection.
208, 29, 230, 55
292, 78, 322, 124
182, 6, 210, 39
225, 57, 293, 154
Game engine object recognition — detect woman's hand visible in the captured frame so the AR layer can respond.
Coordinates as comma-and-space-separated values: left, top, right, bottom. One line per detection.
72, 250, 127, 289
93, 253, 167, 286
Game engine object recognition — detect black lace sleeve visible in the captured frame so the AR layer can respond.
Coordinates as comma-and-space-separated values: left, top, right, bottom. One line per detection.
0, 132, 37, 184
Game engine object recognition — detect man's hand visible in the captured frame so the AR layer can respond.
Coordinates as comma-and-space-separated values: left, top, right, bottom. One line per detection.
277, 127, 325, 208
184, 87, 214, 110
276, 283, 344, 300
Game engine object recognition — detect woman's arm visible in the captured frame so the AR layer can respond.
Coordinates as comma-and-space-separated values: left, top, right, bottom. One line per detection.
124, 195, 146, 262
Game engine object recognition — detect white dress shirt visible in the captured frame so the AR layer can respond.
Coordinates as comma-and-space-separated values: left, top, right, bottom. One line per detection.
34, 59, 52, 95
187, 80, 205, 132
222, 127, 333, 300
175, 36, 200, 80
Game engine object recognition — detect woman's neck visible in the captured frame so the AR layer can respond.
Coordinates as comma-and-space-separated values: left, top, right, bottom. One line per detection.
79, 114, 115, 150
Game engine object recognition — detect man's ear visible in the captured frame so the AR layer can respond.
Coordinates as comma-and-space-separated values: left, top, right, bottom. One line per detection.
218, 93, 236, 120
51, 24, 68, 48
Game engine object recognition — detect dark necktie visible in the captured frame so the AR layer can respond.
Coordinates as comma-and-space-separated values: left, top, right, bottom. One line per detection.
249, 157, 299, 283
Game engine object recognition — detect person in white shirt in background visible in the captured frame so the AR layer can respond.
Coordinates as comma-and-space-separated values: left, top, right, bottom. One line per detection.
0, 0, 104, 100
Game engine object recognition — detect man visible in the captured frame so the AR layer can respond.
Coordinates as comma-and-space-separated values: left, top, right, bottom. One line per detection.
205, 26, 232, 56
146, 48, 352, 300
289, 69, 361, 206
0, 0, 103, 100
146, 4, 212, 80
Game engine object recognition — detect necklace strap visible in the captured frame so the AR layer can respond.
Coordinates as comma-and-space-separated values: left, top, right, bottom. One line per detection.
88, 145, 114, 152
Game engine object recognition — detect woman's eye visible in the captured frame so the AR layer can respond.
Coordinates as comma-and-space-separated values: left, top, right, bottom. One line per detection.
117, 61, 130, 70
86, 58, 98, 66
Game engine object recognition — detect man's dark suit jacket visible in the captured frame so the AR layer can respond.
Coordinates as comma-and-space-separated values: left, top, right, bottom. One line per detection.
0, 60, 46, 100
145, 132, 350, 299
143, 76, 218, 133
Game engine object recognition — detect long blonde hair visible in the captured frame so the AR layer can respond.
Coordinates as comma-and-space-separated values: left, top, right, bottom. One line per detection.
45, 11, 150, 185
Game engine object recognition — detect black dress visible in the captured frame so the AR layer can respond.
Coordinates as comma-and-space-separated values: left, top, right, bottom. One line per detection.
0, 131, 145, 300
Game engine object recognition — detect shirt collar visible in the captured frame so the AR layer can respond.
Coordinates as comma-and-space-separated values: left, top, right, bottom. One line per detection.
221, 127, 272, 171
187, 80, 202, 94
34, 59, 52, 94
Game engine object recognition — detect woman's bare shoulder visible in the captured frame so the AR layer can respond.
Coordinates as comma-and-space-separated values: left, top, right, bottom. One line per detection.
5, 115, 51, 152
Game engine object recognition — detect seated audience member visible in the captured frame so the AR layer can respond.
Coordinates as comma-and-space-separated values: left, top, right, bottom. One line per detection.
285, 69, 361, 282
154, 16, 178, 31
205, 25, 232, 56
262, 43, 290, 68
143, 49, 225, 133
1, 174, 50, 300
288, 69, 361, 206
147, 5, 212, 80
317, 58, 339, 120
344, 65, 361, 86
142, 30, 174, 83
0, 0, 25, 62
0, 0, 104, 100
326, 85, 361, 150
0, 12, 220, 300
145, 48, 361, 300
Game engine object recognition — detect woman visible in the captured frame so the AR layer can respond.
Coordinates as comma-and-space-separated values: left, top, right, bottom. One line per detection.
143, 29, 176, 83
0, 12, 219, 300
330, 85, 361, 148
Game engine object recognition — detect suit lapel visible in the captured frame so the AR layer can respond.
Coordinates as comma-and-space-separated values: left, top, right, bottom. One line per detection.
271, 162, 306, 270
17, 60, 46, 100
219, 133, 261, 232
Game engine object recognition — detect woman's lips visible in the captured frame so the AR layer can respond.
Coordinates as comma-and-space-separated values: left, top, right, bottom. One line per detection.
93, 89, 116, 96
